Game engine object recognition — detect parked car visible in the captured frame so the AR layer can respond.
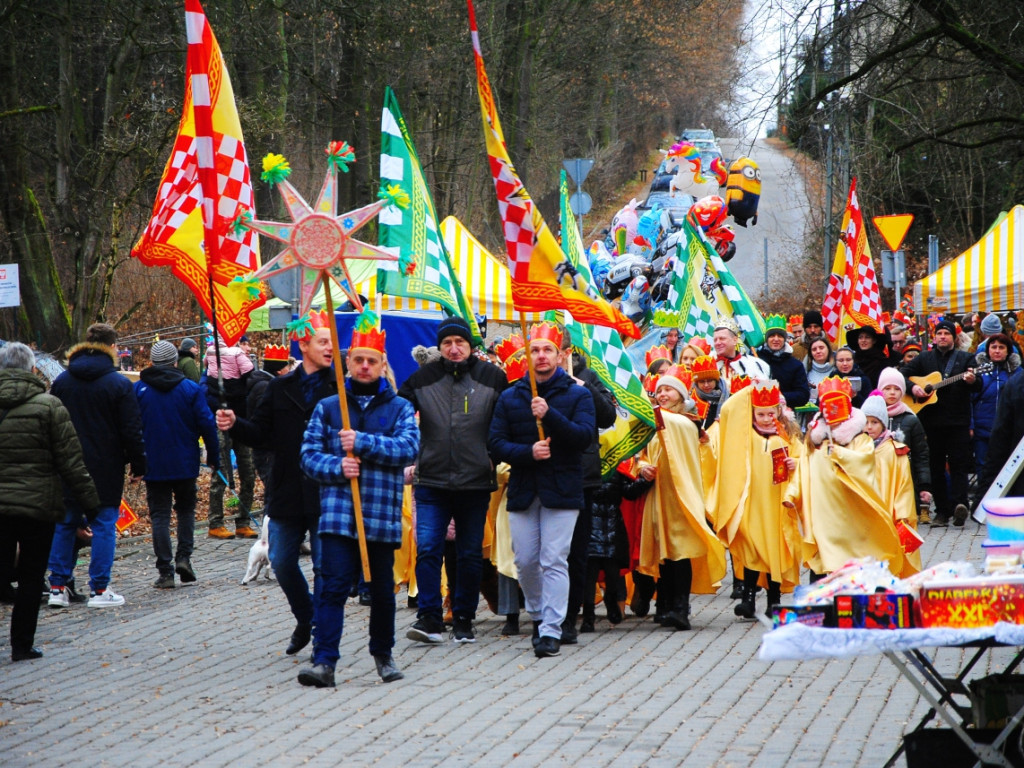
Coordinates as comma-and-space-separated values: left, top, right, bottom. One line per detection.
681, 128, 715, 143
639, 191, 696, 226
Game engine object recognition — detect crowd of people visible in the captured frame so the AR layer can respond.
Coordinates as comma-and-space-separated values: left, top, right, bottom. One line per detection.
2, 306, 1021, 685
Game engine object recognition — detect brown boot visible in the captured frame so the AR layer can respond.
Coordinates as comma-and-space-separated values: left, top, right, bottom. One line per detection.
208, 526, 233, 539
234, 526, 258, 539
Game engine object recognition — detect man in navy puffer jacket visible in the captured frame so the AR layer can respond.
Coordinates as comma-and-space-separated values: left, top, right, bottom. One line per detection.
488, 322, 595, 659
135, 341, 220, 588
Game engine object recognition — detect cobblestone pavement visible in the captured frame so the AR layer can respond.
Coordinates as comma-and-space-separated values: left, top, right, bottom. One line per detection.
0, 519, 1009, 767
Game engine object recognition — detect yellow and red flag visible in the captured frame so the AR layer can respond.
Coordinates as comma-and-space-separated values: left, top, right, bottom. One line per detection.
467, 1, 638, 338
821, 178, 883, 345
132, 0, 263, 345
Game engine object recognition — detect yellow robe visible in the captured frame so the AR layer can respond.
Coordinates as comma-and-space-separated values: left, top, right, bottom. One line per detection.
714, 388, 802, 590
699, 421, 719, 518
639, 408, 727, 593
874, 438, 921, 576
487, 464, 517, 579
788, 430, 904, 575
392, 485, 418, 596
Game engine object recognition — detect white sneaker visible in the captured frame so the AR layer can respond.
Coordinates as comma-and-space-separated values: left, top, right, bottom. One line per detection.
48, 588, 70, 608
87, 588, 125, 608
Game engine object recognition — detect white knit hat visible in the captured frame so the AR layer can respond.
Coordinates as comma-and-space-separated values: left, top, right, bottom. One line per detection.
861, 393, 888, 425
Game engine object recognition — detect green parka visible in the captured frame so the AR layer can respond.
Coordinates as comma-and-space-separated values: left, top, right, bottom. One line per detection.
0, 368, 99, 522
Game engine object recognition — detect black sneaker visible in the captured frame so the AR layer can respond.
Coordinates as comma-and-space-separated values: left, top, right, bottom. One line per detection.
953, 504, 969, 527
406, 616, 444, 644
153, 573, 176, 589
534, 636, 561, 658
175, 559, 197, 583
358, 593, 372, 606
452, 616, 475, 644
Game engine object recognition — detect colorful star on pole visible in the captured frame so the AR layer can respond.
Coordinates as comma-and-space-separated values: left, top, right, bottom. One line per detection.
229, 141, 413, 321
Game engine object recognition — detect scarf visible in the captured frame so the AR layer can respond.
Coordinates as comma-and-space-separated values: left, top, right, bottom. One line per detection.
872, 430, 892, 448
886, 398, 910, 416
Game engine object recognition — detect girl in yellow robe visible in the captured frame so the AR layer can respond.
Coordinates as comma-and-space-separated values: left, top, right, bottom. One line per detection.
715, 381, 802, 619
639, 367, 727, 630
786, 377, 904, 578
862, 394, 921, 577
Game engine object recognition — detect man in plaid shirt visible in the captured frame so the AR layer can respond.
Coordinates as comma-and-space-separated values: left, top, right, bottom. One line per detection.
297, 314, 419, 688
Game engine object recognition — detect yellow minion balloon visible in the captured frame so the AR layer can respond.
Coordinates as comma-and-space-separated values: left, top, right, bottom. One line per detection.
725, 156, 761, 227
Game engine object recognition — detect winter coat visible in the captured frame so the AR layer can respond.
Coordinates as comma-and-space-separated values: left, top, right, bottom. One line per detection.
301, 378, 419, 545
204, 343, 253, 380
0, 368, 99, 522
230, 364, 337, 521
134, 365, 220, 482
178, 352, 200, 383
573, 354, 618, 490
489, 367, 596, 511
399, 354, 508, 492
51, 342, 146, 507
827, 364, 872, 408
853, 344, 891, 388
246, 368, 277, 480
900, 347, 981, 428
979, 368, 1024, 498
888, 410, 932, 494
588, 469, 649, 561
971, 351, 1021, 441
759, 343, 811, 407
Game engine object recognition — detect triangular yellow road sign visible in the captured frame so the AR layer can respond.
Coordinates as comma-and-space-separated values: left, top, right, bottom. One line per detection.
871, 214, 915, 252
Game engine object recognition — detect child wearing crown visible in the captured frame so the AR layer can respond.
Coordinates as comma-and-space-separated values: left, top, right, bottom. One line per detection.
861, 393, 921, 576
786, 377, 905, 579
713, 380, 802, 618
637, 367, 727, 631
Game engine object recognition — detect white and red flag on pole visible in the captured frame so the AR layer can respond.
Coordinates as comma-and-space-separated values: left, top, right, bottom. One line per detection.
822, 177, 883, 345
132, 0, 263, 345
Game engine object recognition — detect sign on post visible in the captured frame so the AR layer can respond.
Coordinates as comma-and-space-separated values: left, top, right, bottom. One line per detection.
871, 214, 915, 252
569, 190, 592, 216
562, 158, 594, 188
0, 264, 20, 308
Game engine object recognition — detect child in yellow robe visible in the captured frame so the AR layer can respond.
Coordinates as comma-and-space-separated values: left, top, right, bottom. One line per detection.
715, 381, 802, 619
639, 367, 727, 631
862, 394, 921, 577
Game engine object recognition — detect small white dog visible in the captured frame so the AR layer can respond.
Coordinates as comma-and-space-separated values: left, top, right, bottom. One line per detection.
241, 517, 275, 585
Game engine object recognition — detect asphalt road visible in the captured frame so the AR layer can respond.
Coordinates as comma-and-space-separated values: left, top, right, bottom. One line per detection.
717, 137, 814, 304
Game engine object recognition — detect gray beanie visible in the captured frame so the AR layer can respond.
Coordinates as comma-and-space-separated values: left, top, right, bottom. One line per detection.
981, 314, 1003, 335
861, 393, 889, 426
180, 337, 198, 353
150, 340, 178, 366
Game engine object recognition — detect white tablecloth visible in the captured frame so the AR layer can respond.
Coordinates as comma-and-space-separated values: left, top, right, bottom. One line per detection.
759, 621, 1024, 661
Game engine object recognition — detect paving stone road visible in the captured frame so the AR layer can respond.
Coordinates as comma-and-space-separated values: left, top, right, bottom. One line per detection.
1, 519, 1012, 767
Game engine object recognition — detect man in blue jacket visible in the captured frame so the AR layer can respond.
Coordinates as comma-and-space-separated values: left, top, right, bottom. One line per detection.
488, 321, 596, 658
47, 323, 146, 609
298, 314, 419, 688
135, 341, 220, 588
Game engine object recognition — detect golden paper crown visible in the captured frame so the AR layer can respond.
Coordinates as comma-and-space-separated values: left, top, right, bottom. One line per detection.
504, 356, 529, 384
751, 380, 782, 408
818, 376, 853, 425
263, 344, 289, 362
349, 309, 386, 356
730, 374, 752, 394
691, 355, 719, 382
529, 321, 564, 350
495, 334, 526, 365
646, 344, 672, 369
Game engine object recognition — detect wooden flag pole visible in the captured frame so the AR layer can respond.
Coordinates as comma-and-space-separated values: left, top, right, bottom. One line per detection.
518, 312, 546, 441
323, 280, 372, 583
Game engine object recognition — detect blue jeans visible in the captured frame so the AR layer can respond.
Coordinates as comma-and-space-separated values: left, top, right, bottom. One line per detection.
48, 503, 118, 593
146, 479, 197, 575
414, 487, 490, 622
313, 534, 396, 668
268, 515, 321, 628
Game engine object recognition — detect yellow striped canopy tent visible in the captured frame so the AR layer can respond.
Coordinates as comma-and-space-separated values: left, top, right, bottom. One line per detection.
249, 215, 542, 330
914, 205, 1024, 314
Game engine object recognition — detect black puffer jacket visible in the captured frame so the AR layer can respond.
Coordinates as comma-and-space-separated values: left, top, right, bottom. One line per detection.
588, 469, 649, 561
888, 410, 932, 495
51, 342, 146, 506
0, 368, 99, 521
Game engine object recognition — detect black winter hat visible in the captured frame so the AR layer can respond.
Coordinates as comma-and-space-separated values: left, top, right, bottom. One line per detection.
803, 310, 823, 327
436, 316, 473, 347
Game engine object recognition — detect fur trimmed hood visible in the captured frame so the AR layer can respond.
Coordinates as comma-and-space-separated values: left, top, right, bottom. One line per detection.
65, 340, 118, 367
809, 407, 868, 446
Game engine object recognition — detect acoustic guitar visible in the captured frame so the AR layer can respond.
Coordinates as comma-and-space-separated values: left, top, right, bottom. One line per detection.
902, 362, 994, 414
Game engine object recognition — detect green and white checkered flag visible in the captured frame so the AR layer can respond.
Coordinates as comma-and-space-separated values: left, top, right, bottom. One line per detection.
378, 87, 480, 340
697, 225, 766, 347
654, 238, 716, 338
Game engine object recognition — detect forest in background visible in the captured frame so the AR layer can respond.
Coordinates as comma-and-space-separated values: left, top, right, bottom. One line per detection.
0, 0, 744, 350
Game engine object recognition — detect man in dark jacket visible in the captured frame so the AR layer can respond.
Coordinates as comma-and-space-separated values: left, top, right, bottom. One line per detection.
135, 341, 220, 588
979, 366, 1024, 500
400, 316, 508, 645
0, 342, 99, 660
759, 315, 810, 408
901, 320, 980, 527
489, 321, 595, 658
47, 323, 146, 609
217, 314, 337, 656
246, 344, 292, 487
561, 344, 617, 644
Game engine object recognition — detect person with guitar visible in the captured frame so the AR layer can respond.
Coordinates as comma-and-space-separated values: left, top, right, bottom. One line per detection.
900, 320, 981, 527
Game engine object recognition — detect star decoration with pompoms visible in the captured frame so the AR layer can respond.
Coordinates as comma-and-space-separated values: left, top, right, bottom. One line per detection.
230, 143, 413, 324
